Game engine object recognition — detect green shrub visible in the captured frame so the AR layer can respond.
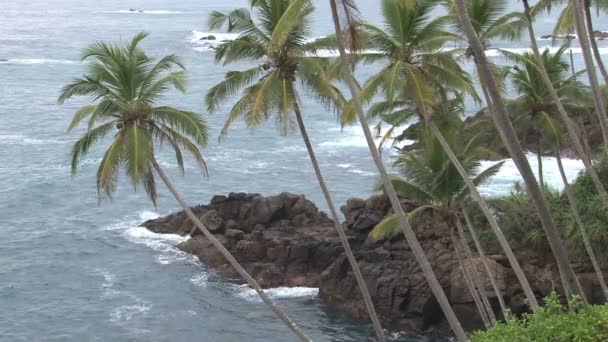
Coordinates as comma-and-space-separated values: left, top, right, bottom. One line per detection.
471, 293, 608, 342
565, 156, 608, 264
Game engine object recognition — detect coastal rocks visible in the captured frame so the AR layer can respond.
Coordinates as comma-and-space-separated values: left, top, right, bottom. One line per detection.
142, 192, 608, 337
142, 192, 339, 287
199, 35, 217, 41
319, 222, 462, 336
449, 257, 506, 304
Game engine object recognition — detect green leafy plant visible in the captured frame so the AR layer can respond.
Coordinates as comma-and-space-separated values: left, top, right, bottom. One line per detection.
471, 292, 608, 341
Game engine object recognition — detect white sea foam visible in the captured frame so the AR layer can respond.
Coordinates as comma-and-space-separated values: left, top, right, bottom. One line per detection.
110, 304, 150, 322
337, 163, 353, 168
105, 211, 195, 265
0, 134, 68, 145
477, 154, 585, 196
347, 169, 376, 177
190, 273, 209, 287
237, 286, 319, 302
0, 58, 79, 65
98, 10, 189, 15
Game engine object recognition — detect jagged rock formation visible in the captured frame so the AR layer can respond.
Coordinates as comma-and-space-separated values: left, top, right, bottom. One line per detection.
142, 192, 608, 337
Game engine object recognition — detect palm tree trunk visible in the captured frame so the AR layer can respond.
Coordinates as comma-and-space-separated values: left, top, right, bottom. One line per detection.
328, 2, 467, 340
462, 209, 507, 317
538, 137, 544, 190
521, 0, 608, 213
452, 229, 491, 328
292, 101, 385, 341
456, 0, 586, 300
151, 158, 312, 342
429, 122, 539, 309
455, 217, 496, 324
584, 0, 608, 85
573, 0, 608, 144
556, 150, 608, 301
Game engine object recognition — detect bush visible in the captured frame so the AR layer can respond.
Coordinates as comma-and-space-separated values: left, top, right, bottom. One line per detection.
471, 293, 608, 342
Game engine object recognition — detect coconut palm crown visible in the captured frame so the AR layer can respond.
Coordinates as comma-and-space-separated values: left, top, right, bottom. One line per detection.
59, 32, 208, 205
341, 0, 479, 125
205, 0, 345, 136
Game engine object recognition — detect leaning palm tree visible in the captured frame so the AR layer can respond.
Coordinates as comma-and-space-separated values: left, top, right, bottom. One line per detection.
59, 33, 311, 341
506, 45, 591, 189
204, 1, 385, 339
328, 0, 467, 340
453, 0, 586, 301
341, 0, 478, 125
542, 111, 608, 301
518, 0, 608, 255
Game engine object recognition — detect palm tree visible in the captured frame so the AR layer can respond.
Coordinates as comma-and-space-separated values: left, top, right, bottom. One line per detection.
571, 0, 608, 145
370, 98, 503, 238
540, 109, 608, 301
59, 33, 311, 341
519, 0, 608, 255
533, 0, 608, 84
327, 0, 468, 340
506, 45, 591, 189
204, 1, 384, 339
453, 0, 587, 301
341, 0, 478, 125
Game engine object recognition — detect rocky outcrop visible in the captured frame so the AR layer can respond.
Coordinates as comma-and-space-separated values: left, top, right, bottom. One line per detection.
143, 192, 608, 337
142, 192, 340, 287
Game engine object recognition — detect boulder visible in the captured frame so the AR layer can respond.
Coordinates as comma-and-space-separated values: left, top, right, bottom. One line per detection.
450, 257, 506, 303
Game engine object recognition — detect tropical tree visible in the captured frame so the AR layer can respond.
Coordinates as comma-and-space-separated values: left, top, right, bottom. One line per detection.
368, 99, 503, 326
541, 110, 608, 301
327, 0, 468, 340
533, 0, 608, 84
370, 98, 503, 237
59, 33, 311, 341
453, 0, 587, 301
506, 45, 591, 189
517, 0, 608, 265
342, 0, 478, 126
204, 1, 385, 339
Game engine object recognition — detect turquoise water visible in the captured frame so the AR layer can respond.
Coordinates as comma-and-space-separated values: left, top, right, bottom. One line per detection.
0, 1, 604, 341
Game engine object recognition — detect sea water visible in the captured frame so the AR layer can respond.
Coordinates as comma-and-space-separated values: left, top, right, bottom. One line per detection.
0, 0, 602, 340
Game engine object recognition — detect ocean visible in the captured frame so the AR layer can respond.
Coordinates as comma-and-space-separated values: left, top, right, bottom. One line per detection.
0, 0, 603, 341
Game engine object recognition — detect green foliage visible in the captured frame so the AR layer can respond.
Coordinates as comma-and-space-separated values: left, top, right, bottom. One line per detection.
469, 156, 608, 265
60, 33, 208, 205
206, 0, 345, 137
471, 292, 608, 341
369, 96, 503, 239
473, 184, 565, 259
565, 156, 608, 263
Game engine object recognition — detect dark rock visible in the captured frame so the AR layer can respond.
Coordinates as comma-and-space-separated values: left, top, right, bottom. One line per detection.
199, 35, 217, 41
143, 193, 608, 338
210, 195, 227, 204
225, 229, 244, 240
200, 210, 224, 234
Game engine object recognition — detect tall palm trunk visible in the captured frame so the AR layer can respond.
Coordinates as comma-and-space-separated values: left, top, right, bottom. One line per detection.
556, 150, 608, 301
521, 0, 608, 222
429, 122, 539, 309
452, 230, 491, 328
455, 0, 586, 300
462, 209, 507, 316
538, 136, 544, 190
455, 217, 496, 324
328, 2, 467, 340
584, 0, 608, 84
292, 101, 385, 341
573, 0, 608, 144
151, 159, 312, 342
